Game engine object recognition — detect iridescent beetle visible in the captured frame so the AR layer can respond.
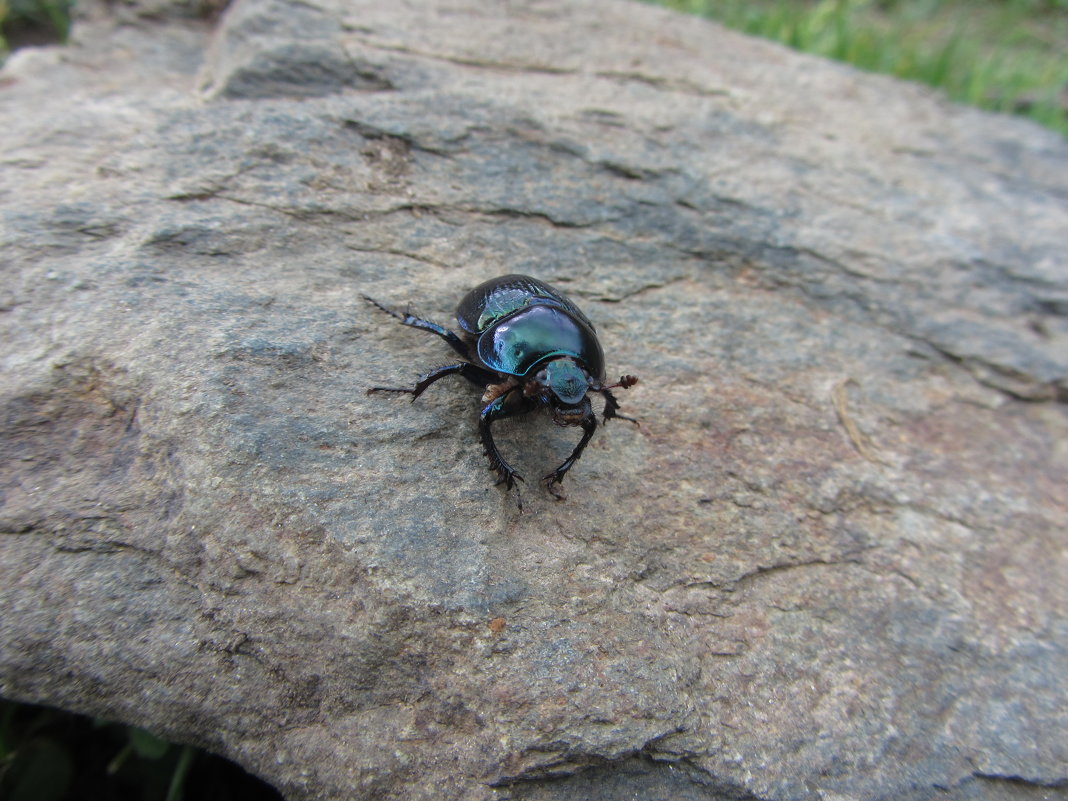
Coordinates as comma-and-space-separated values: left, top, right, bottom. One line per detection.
366, 275, 638, 506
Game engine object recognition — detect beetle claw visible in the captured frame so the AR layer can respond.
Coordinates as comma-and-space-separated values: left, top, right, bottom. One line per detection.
493, 469, 524, 489
492, 470, 524, 510
544, 473, 568, 500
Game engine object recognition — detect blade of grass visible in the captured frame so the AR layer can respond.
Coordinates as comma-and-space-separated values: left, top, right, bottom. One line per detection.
166, 745, 196, 801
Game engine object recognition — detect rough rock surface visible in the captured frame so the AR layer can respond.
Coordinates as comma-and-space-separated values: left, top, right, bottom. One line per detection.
2, 0, 1067, 799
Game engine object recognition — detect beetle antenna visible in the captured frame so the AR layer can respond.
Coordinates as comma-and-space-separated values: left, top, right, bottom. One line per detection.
602, 375, 638, 391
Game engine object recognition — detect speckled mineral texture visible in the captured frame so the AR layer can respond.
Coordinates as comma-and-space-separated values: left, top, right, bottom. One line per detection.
1, 0, 1066, 799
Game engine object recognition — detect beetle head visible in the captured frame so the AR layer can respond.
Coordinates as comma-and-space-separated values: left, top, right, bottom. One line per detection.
528, 357, 594, 425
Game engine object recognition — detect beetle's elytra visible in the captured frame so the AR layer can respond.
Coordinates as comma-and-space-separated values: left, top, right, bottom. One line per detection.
365, 274, 638, 507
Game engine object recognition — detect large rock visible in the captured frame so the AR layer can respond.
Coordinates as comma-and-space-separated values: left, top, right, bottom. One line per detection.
1, 0, 1066, 799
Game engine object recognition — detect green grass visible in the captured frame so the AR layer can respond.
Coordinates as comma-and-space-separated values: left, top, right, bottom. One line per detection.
655, 0, 1068, 138
0, 0, 71, 55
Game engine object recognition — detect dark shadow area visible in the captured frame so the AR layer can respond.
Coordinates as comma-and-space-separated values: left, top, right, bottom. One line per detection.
501, 755, 759, 801
0, 698, 284, 801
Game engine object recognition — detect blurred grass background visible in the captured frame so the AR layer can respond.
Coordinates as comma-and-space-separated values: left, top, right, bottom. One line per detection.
0, 0, 71, 51
654, 0, 1068, 137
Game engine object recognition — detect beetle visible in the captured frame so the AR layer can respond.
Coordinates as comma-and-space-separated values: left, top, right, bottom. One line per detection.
365, 274, 638, 507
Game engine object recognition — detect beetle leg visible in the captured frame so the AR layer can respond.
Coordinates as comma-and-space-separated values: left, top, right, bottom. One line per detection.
543, 411, 598, 491
600, 388, 639, 425
368, 362, 495, 401
363, 295, 471, 360
481, 376, 520, 405
480, 391, 535, 506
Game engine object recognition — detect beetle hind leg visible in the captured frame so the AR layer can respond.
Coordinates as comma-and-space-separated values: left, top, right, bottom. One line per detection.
363, 295, 471, 360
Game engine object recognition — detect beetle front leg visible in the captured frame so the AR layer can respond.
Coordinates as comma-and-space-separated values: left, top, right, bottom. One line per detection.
368, 362, 496, 401
543, 412, 598, 494
600, 385, 639, 425
480, 392, 535, 507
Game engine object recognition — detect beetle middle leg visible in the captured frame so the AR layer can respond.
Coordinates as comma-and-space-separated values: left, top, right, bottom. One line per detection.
368, 362, 496, 401
363, 295, 471, 360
